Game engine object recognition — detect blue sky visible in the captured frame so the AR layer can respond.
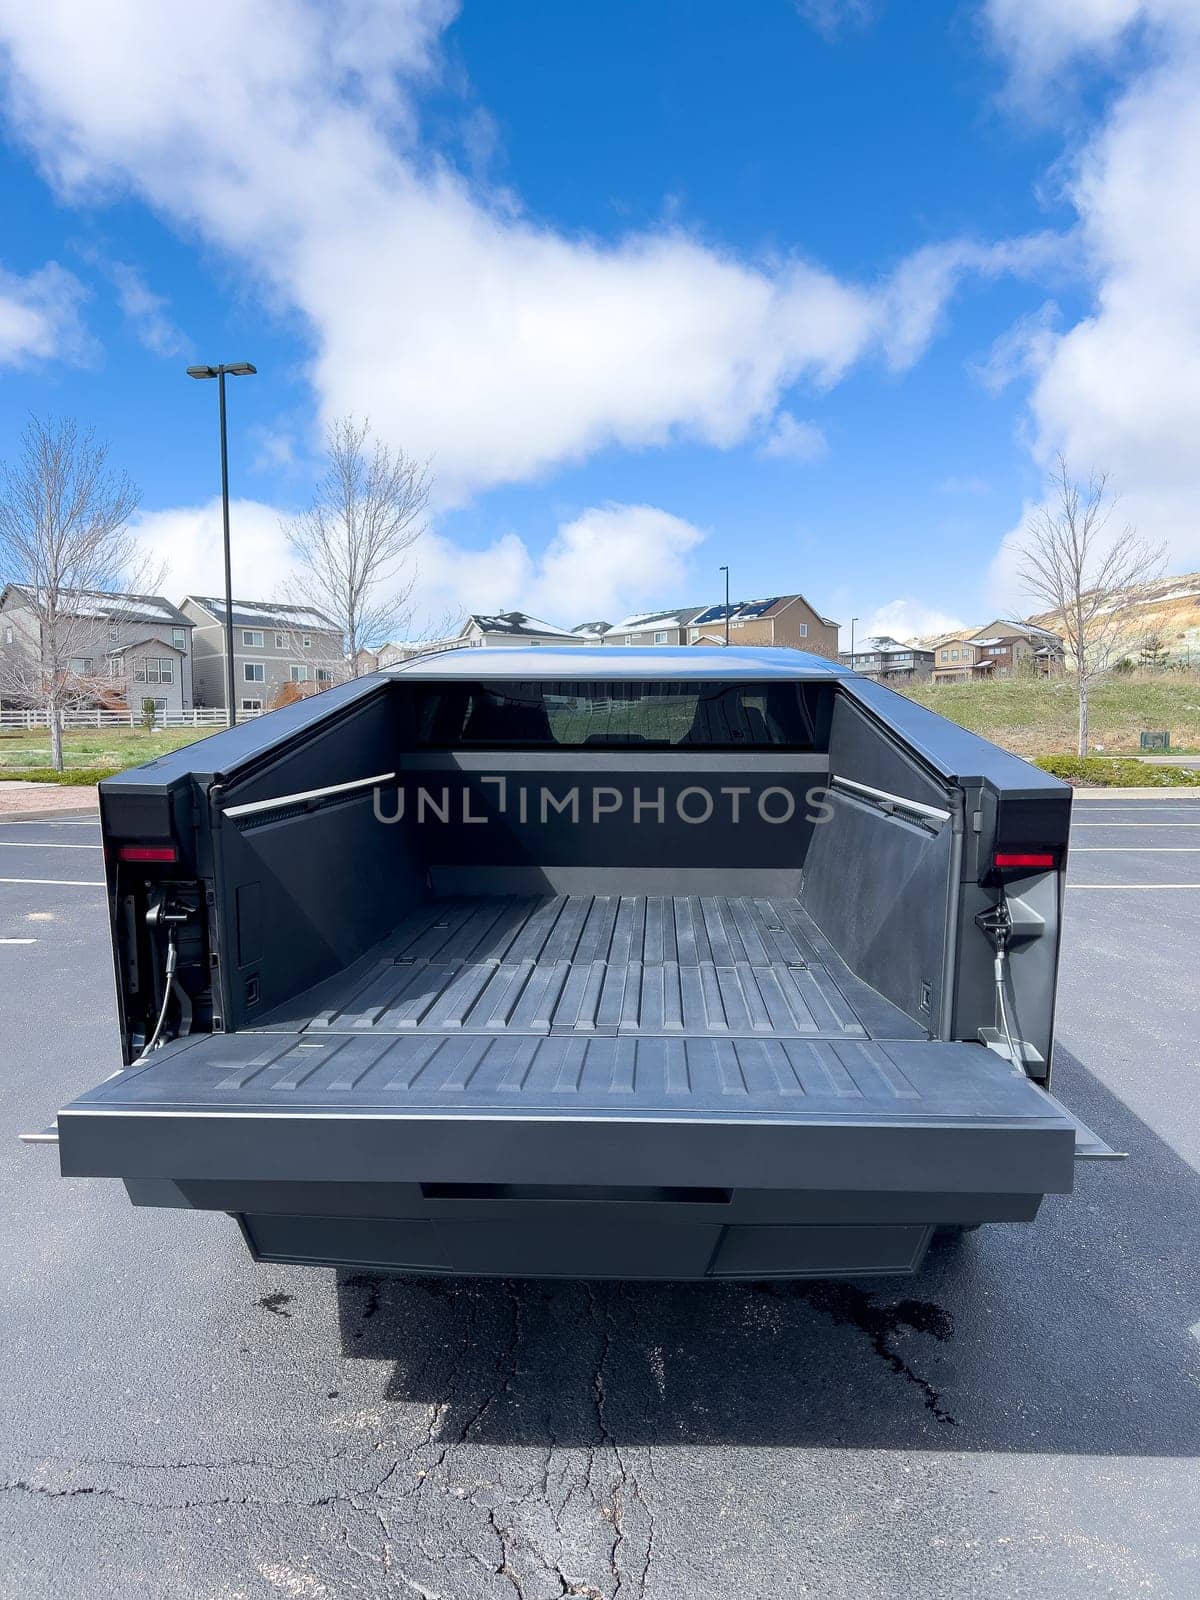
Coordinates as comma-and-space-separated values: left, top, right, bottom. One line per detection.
0, 0, 1197, 641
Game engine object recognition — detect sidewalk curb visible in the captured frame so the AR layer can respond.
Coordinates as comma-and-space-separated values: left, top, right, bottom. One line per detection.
1071, 787, 1200, 799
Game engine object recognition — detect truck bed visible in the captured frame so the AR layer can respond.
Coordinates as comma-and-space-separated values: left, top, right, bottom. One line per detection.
59, 892, 1082, 1207
254, 893, 927, 1042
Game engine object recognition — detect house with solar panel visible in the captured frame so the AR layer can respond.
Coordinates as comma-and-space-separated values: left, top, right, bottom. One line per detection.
684, 594, 840, 659
180, 597, 345, 713
0, 584, 195, 713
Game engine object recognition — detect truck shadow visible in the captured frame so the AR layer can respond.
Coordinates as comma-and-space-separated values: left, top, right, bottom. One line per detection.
334, 1048, 1200, 1452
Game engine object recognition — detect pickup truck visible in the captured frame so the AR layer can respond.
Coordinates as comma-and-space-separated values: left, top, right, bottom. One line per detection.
49, 646, 1118, 1280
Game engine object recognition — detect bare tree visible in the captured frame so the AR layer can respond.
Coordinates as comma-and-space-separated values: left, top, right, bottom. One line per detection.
1016, 455, 1165, 757
284, 417, 430, 675
0, 417, 151, 771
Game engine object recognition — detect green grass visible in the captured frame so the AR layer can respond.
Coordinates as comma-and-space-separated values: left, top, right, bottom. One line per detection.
1034, 755, 1200, 787
899, 674, 1200, 757
0, 724, 218, 781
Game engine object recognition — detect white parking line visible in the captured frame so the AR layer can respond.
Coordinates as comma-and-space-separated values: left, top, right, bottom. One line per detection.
0, 877, 104, 887
1072, 822, 1200, 827
0, 937, 37, 944
0, 841, 102, 850
1069, 884, 1198, 890
0, 817, 98, 825
1071, 847, 1200, 852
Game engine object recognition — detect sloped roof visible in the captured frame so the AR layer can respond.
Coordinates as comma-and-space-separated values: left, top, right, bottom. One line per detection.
4, 584, 192, 627
608, 607, 703, 634
186, 595, 339, 631
572, 620, 611, 636
462, 612, 578, 639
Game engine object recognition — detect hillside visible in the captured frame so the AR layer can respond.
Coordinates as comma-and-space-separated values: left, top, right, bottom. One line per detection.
1028, 571, 1200, 663
899, 674, 1200, 757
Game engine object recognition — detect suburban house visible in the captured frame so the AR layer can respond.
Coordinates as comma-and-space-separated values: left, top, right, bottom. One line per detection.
570, 620, 611, 644
0, 584, 195, 713
604, 607, 705, 646
180, 597, 344, 713
455, 613, 588, 649
685, 595, 840, 659
931, 620, 1065, 682
839, 635, 934, 682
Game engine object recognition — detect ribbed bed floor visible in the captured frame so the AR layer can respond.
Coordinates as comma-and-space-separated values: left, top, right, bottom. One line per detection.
256, 894, 925, 1043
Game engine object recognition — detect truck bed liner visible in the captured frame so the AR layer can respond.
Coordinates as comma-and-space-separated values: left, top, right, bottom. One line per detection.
254, 894, 926, 1042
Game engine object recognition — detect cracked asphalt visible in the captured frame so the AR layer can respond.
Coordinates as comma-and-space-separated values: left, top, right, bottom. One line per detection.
2, 800, 1199, 1598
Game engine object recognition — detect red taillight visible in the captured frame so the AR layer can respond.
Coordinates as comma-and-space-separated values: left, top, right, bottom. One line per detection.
117, 845, 177, 863
993, 851, 1056, 869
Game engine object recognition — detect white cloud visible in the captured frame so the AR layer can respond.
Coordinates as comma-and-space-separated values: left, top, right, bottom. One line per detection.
130, 498, 298, 602
106, 259, 188, 357
0, 259, 90, 366
412, 502, 705, 629
758, 412, 829, 462
984, 0, 1200, 584
0, 0, 1054, 503
973, 300, 1059, 393
842, 598, 967, 648
793, 0, 874, 42
131, 496, 706, 635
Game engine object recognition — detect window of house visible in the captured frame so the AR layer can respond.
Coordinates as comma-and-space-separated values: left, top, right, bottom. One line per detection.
109, 657, 124, 678
108, 626, 120, 643
951, 649, 959, 660
240, 697, 263, 712
4, 626, 13, 645
302, 633, 312, 649
653, 631, 669, 644
152, 698, 167, 712
244, 662, 265, 683
798, 623, 808, 637
940, 649, 948, 661
315, 667, 333, 684
134, 656, 173, 684
289, 663, 310, 682
274, 632, 286, 649
68, 656, 93, 675
242, 629, 264, 648
172, 627, 187, 651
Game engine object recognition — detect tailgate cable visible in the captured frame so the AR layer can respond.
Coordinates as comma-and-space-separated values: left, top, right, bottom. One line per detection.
133, 897, 193, 1063
975, 895, 1021, 1068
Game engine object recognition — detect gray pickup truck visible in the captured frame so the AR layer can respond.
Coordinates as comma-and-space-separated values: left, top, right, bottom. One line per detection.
51, 646, 1117, 1280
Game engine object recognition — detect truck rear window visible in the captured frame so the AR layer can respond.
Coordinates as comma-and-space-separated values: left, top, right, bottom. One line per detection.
412, 680, 828, 748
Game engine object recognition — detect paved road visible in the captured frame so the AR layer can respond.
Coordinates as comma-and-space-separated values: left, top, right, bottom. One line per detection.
1, 801, 1198, 1599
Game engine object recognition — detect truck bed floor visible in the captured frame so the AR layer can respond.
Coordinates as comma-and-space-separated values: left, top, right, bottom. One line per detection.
254, 894, 927, 1044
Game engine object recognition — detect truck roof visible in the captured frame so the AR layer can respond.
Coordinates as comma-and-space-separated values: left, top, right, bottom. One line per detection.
386, 645, 846, 680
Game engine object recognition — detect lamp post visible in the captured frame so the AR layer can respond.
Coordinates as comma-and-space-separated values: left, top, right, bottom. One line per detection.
186, 362, 257, 726
850, 615, 859, 664
719, 565, 731, 647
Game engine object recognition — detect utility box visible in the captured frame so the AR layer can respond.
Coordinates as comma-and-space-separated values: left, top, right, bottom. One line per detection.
1140, 730, 1171, 751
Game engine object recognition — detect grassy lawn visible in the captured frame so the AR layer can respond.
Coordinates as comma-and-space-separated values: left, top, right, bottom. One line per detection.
899, 674, 1200, 757
0, 724, 220, 777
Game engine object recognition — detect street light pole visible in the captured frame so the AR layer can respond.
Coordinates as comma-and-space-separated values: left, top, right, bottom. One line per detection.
850, 615, 858, 663
720, 565, 730, 647
187, 361, 257, 727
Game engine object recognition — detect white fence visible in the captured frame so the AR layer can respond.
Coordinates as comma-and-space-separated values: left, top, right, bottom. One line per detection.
0, 707, 261, 730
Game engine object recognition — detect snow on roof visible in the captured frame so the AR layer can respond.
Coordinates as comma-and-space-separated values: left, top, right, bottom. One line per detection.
464, 611, 579, 638
188, 596, 339, 631
608, 607, 701, 633
6, 585, 191, 627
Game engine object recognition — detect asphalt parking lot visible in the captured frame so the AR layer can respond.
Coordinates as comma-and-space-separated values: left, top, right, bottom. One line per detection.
2, 798, 1198, 1599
